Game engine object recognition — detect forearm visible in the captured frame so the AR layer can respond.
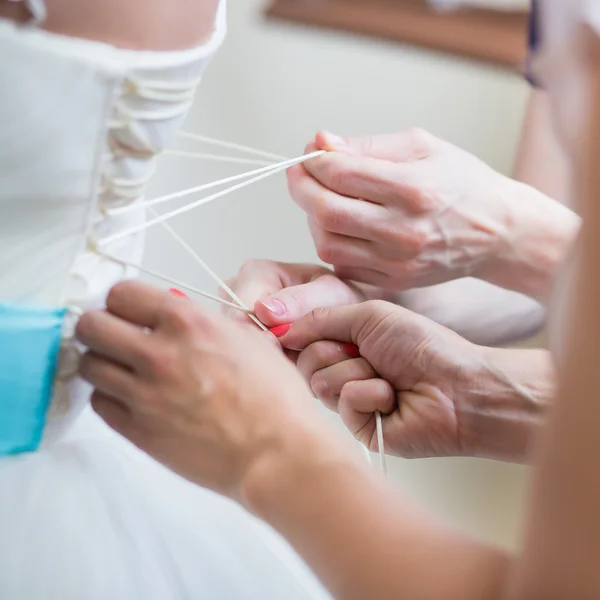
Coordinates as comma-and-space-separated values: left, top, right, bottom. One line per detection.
493, 88, 580, 303
243, 422, 510, 600
513, 89, 571, 204
397, 279, 545, 347
459, 347, 555, 464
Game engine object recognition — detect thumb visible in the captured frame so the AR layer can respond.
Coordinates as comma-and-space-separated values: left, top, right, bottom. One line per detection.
255, 274, 364, 327
314, 129, 437, 162
281, 299, 396, 351
280, 302, 371, 351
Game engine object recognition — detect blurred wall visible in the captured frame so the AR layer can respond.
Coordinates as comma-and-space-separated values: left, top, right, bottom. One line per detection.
144, 0, 533, 549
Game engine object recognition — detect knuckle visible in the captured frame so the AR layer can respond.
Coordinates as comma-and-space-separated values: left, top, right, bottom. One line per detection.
312, 228, 331, 261
311, 371, 329, 397
278, 288, 303, 316
161, 300, 200, 333
310, 306, 332, 325
319, 158, 346, 192
340, 379, 359, 402
406, 127, 434, 156
75, 310, 102, 341
315, 272, 346, 292
413, 187, 440, 213
315, 241, 338, 266
314, 342, 336, 365
117, 377, 138, 405
90, 390, 115, 423
398, 226, 428, 256
145, 344, 180, 382
313, 195, 331, 229
313, 341, 338, 365
310, 372, 336, 409
74, 312, 92, 339
392, 258, 428, 283
238, 258, 284, 288
240, 257, 268, 274
286, 163, 301, 184
354, 300, 396, 343
389, 174, 435, 216
358, 135, 375, 157
287, 164, 308, 199
313, 194, 342, 232
363, 299, 389, 315
133, 384, 163, 415
89, 390, 104, 412
313, 235, 348, 267
106, 280, 132, 307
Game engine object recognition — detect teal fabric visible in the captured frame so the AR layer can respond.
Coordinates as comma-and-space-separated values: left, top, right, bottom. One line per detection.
0, 302, 66, 455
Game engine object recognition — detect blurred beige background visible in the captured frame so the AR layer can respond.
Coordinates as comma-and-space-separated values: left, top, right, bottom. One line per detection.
144, 0, 535, 550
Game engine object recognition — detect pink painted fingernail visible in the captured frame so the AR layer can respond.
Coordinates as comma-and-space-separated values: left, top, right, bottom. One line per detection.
169, 288, 189, 299
269, 324, 291, 338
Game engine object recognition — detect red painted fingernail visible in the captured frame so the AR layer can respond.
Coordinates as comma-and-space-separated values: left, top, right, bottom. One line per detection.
269, 324, 291, 338
343, 343, 360, 359
169, 288, 189, 299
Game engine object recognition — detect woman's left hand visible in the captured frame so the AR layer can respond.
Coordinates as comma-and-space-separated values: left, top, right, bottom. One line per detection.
75, 280, 337, 503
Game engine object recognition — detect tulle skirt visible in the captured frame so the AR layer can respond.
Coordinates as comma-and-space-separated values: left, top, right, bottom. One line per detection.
0, 408, 330, 600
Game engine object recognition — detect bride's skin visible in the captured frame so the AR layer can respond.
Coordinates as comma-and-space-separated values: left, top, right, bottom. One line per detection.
0, 0, 220, 49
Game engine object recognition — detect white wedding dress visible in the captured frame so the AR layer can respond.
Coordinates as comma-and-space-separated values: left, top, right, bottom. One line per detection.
0, 3, 330, 598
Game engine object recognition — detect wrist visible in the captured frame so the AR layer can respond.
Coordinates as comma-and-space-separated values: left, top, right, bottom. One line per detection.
241, 418, 365, 523
457, 345, 555, 463
481, 179, 580, 303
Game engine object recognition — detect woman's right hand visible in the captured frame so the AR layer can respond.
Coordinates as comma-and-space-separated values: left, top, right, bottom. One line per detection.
221, 259, 378, 328
223, 258, 545, 349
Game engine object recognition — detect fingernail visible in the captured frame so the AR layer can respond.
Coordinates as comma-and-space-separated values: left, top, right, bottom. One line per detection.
169, 288, 189, 299
343, 343, 361, 359
260, 298, 286, 317
269, 324, 291, 338
323, 131, 346, 149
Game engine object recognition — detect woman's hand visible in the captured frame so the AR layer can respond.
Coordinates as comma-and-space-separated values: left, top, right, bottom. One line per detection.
289, 129, 579, 302
222, 259, 384, 327
225, 259, 546, 347
75, 280, 342, 503
278, 301, 554, 463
